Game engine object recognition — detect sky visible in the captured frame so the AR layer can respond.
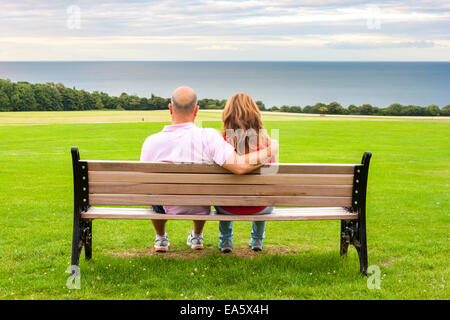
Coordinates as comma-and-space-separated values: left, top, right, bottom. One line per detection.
1, 0, 449, 61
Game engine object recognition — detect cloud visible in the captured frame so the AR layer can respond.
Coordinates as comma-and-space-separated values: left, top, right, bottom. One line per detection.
0, 0, 449, 60
326, 40, 436, 50
195, 45, 240, 51
224, 6, 444, 26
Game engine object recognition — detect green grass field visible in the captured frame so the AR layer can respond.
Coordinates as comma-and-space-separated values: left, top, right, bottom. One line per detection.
0, 110, 448, 300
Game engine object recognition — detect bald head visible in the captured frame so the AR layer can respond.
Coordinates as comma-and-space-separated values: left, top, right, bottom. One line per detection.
171, 86, 198, 114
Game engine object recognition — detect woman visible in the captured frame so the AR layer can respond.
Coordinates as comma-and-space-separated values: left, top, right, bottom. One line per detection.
216, 93, 277, 253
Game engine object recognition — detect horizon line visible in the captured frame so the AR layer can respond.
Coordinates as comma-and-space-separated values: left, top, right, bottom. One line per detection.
1, 60, 449, 63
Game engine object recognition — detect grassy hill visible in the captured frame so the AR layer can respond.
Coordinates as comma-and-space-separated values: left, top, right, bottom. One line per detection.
0, 111, 448, 299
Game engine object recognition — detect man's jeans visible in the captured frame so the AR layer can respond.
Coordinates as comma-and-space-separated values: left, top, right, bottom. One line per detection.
215, 206, 274, 241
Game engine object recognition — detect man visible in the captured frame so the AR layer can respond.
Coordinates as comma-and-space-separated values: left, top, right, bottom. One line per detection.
140, 86, 277, 252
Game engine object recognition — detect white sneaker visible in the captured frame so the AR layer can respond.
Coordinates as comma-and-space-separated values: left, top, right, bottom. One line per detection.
154, 234, 169, 252
187, 231, 204, 250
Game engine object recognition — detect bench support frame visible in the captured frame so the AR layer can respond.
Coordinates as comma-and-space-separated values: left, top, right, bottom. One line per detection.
71, 147, 92, 271
340, 151, 371, 275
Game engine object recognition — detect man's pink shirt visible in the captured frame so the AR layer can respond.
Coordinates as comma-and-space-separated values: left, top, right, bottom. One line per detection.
140, 122, 235, 215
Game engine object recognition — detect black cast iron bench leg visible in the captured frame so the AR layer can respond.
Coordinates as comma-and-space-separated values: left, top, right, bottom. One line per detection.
71, 147, 92, 272
340, 151, 371, 276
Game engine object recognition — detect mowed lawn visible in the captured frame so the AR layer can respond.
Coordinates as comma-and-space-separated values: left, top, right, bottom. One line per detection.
0, 111, 448, 300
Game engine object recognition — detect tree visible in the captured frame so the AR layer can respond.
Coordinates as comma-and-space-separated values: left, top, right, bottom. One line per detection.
385, 103, 403, 116
0, 91, 11, 111
97, 92, 110, 109
138, 97, 148, 110
109, 96, 120, 109
9, 83, 37, 111
327, 101, 344, 114
371, 106, 381, 115
311, 102, 326, 114
148, 93, 169, 110
359, 104, 374, 115
401, 105, 424, 116
21, 84, 38, 111
341, 107, 350, 115
0, 79, 14, 97
60, 88, 77, 110
425, 104, 440, 116
92, 94, 104, 109
119, 93, 130, 110
33, 84, 63, 111
319, 106, 328, 114
280, 105, 290, 112
127, 95, 141, 110
33, 84, 51, 110
289, 106, 302, 113
48, 85, 63, 110
302, 105, 312, 113
256, 100, 266, 111
348, 104, 358, 114
441, 105, 450, 116
81, 90, 96, 110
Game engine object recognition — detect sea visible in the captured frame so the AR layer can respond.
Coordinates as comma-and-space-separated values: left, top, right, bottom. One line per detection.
0, 61, 449, 108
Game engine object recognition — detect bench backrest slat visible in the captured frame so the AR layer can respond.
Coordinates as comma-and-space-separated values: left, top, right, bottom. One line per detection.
89, 182, 353, 196
89, 194, 352, 207
88, 172, 354, 185
87, 161, 355, 174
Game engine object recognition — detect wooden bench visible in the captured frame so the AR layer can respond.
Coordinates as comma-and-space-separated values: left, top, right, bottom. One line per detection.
70, 147, 372, 274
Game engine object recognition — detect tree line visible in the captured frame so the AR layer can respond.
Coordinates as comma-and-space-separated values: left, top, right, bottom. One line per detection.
271, 102, 450, 116
0, 79, 448, 116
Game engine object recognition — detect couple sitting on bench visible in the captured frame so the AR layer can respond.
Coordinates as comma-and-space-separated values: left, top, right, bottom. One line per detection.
140, 86, 279, 253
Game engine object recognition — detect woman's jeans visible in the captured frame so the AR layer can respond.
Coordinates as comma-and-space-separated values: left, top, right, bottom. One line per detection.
215, 206, 274, 241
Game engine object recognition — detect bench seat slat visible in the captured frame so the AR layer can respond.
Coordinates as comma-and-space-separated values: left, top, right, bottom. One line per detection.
89, 194, 352, 207
86, 161, 356, 174
88, 171, 354, 185
89, 182, 353, 196
81, 207, 358, 221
